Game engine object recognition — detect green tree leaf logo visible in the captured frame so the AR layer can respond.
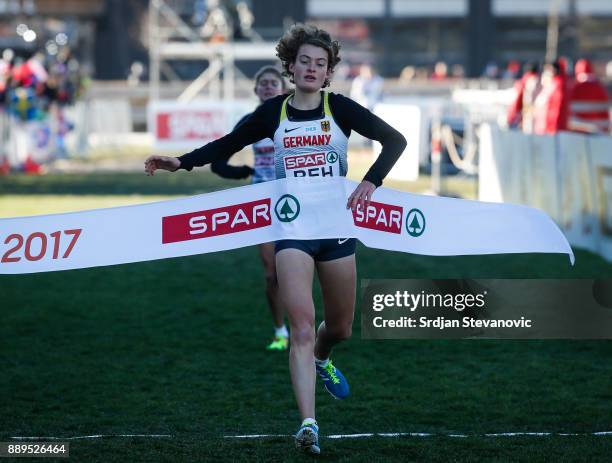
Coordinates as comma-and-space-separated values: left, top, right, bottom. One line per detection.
326, 151, 338, 163
405, 208, 426, 237
274, 194, 301, 222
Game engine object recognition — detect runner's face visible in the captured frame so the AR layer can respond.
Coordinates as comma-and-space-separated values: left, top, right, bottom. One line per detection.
255, 72, 283, 102
289, 44, 331, 92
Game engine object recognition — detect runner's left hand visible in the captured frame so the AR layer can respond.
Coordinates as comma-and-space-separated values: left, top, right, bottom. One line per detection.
347, 180, 376, 212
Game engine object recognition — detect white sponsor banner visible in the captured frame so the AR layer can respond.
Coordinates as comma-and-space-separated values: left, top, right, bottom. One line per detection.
0, 178, 573, 275
148, 100, 253, 151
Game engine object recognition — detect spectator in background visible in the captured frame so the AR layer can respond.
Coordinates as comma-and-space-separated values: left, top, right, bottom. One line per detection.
399, 65, 416, 83
568, 58, 610, 134
520, 63, 542, 134
507, 62, 540, 131
533, 59, 569, 134
483, 60, 500, 79
450, 64, 465, 79
200, 0, 232, 42
558, 56, 572, 80
333, 61, 351, 81
350, 63, 384, 148
127, 61, 145, 87
350, 63, 383, 110
415, 66, 429, 80
236, 1, 261, 41
431, 61, 448, 80
502, 60, 521, 80
8, 56, 40, 121
192, 0, 207, 26
11, 53, 47, 90
2, 43, 84, 173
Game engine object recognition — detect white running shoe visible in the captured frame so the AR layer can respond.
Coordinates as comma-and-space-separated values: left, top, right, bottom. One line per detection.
295, 419, 320, 455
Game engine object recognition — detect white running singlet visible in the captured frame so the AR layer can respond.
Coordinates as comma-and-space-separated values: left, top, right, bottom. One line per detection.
273, 92, 349, 180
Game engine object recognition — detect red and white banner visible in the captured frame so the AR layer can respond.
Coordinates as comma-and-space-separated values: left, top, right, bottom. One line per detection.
0, 178, 574, 274
148, 100, 252, 151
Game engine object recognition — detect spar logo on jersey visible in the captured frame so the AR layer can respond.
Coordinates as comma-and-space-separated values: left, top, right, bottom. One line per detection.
353, 201, 403, 234
284, 151, 338, 178
326, 151, 338, 163
274, 194, 300, 222
285, 153, 326, 170
283, 134, 331, 148
162, 199, 271, 243
405, 208, 426, 237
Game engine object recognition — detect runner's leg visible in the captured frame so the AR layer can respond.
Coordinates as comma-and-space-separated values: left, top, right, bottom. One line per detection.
276, 248, 317, 420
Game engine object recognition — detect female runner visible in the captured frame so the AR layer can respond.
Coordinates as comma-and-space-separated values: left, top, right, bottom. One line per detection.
145, 23, 406, 455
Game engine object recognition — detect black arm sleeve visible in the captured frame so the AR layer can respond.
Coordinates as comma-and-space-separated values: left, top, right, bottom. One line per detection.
331, 93, 407, 187
177, 101, 276, 171
210, 162, 255, 179
210, 114, 255, 179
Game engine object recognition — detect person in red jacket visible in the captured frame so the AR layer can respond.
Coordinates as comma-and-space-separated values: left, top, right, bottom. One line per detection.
507, 62, 540, 130
568, 58, 610, 134
534, 59, 570, 134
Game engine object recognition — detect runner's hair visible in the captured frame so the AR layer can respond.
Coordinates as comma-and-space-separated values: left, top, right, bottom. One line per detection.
276, 23, 341, 88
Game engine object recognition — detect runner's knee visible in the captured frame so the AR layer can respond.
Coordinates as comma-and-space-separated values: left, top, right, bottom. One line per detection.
290, 323, 315, 346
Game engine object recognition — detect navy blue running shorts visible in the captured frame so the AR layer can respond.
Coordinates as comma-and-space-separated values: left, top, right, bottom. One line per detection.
274, 238, 356, 262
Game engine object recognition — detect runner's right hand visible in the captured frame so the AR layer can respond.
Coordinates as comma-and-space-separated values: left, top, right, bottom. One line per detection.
144, 155, 180, 176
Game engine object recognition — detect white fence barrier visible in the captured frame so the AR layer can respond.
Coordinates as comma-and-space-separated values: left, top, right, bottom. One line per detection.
479, 124, 612, 261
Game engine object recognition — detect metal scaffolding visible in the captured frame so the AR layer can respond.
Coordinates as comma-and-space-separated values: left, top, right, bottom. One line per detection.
148, 0, 277, 103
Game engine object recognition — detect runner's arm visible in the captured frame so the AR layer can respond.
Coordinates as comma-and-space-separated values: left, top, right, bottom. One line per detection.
331, 93, 406, 187
210, 114, 256, 179
178, 102, 276, 171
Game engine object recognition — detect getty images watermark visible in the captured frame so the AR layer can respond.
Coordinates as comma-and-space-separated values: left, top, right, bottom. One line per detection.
361, 279, 612, 339
371, 288, 534, 330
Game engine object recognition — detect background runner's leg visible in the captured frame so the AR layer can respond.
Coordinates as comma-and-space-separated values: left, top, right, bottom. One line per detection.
258, 242, 283, 328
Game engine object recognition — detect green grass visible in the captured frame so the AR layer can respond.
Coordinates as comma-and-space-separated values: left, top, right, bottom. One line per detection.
1, 171, 612, 461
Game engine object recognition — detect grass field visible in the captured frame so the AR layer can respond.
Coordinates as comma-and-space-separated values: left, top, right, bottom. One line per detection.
2, 170, 612, 462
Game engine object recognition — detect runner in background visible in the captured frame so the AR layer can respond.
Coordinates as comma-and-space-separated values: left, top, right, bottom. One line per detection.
210, 65, 290, 351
